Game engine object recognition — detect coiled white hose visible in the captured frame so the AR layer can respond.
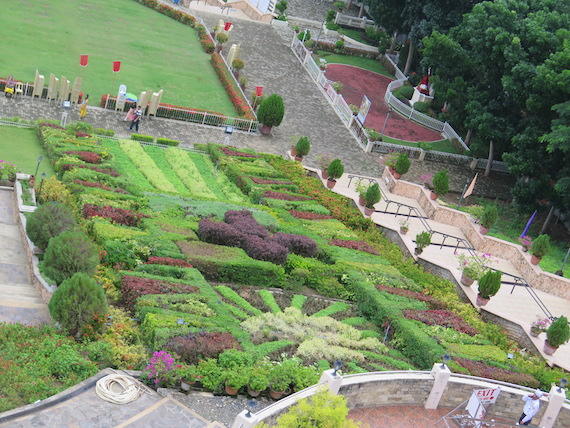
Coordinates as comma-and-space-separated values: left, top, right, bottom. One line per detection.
95, 374, 145, 404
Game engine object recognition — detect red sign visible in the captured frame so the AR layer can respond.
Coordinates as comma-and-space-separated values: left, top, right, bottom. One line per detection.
474, 387, 501, 404
113, 61, 121, 73
224, 22, 232, 31
255, 86, 263, 97
80, 55, 89, 67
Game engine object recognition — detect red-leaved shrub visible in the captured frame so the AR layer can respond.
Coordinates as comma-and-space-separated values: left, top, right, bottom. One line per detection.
73, 179, 128, 194
329, 239, 379, 255
263, 190, 312, 201
242, 234, 289, 265
221, 147, 260, 158
289, 210, 334, 220
121, 275, 198, 310
63, 151, 102, 164
402, 309, 480, 336
224, 210, 268, 238
270, 232, 317, 257
164, 331, 240, 365
454, 357, 540, 388
376, 285, 446, 310
82, 204, 149, 227
61, 164, 119, 176
250, 177, 294, 185
198, 218, 246, 247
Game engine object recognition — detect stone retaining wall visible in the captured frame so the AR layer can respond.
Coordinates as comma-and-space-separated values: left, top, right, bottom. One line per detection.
382, 168, 570, 300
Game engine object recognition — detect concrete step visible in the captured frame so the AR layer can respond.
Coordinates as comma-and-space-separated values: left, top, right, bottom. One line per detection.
0, 282, 44, 304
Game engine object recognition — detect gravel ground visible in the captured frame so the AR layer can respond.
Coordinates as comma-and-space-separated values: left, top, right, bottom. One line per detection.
158, 389, 274, 427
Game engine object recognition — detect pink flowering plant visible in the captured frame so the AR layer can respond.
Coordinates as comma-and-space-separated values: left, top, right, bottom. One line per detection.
141, 351, 181, 388
530, 317, 551, 334
518, 235, 533, 249
456, 252, 497, 280
0, 160, 17, 180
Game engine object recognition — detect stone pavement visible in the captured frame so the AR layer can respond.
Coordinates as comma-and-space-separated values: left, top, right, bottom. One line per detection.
0, 187, 50, 326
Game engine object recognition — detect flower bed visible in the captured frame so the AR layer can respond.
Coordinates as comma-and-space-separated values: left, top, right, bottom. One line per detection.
63, 151, 102, 164
329, 239, 379, 255
376, 285, 446, 310
403, 309, 480, 336
221, 147, 260, 158
83, 204, 149, 227
61, 164, 119, 176
74, 179, 128, 194
145, 256, 193, 268
263, 190, 312, 201
211, 53, 255, 120
121, 274, 199, 310
289, 210, 334, 220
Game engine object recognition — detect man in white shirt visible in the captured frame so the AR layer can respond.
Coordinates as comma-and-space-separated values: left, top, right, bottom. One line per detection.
517, 389, 545, 425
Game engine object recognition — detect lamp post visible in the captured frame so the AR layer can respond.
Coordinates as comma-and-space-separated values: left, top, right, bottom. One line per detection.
37, 172, 46, 204
558, 378, 568, 393
315, 19, 326, 49
332, 360, 343, 376
34, 156, 43, 178
440, 354, 450, 369
379, 108, 392, 141
556, 247, 569, 277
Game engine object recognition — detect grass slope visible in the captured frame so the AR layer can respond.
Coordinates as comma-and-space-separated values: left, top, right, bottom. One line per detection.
0, 127, 54, 177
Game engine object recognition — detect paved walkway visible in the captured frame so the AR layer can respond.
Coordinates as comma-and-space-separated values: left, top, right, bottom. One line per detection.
0, 188, 50, 326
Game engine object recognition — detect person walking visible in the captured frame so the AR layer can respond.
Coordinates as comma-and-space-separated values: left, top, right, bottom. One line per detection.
79, 94, 89, 119
124, 103, 136, 122
516, 389, 545, 425
129, 106, 142, 132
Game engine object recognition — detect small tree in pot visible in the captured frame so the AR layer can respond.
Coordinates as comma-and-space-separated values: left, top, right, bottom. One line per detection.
215, 32, 229, 53
294, 137, 311, 161
355, 179, 370, 206
530, 234, 551, 265
414, 231, 431, 255
257, 94, 285, 135
393, 153, 411, 179
544, 316, 569, 355
363, 183, 381, 215
431, 169, 448, 200
479, 205, 498, 235
326, 158, 344, 189
476, 270, 502, 306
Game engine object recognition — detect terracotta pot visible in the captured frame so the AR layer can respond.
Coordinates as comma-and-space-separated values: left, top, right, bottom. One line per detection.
260, 125, 272, 135
430, 191, 438, 200
393, 171, 402, 179
321, 170, 329, 180
543, 340, 558, 356
460, 274, 475, 286
294, 155, 303, 162
247, 386, 263, 397
400, 228, 408, 235
388, 166, 395, 175
29, 176, 36, 188
414, 247, 423, 255
269, 389, 288, 400
530, 255, 541, 265
290, 146, 297, 157
476, 294, 490, 306
326, 179, 336, 189
364, 206, 374, 216
225, 384, 239, 396
479, 225, 490, 235
180, 380, 195, 392
358, 196, 366, 206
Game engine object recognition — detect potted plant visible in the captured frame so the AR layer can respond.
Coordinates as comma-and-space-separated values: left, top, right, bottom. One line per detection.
268, 364, 292, 400
364, 183, 381, 215
431, 169, 449, 200
257, 94, 285, 135
177, 364, 199, 391
476, 270, 502, 306
414, 231, 431, 255
247, 366, 270, 397
530, 317, 551, 337
518, 235, 533, 252
316, 153, 333, 179
544, 316, 570, 355
215, 32, 228, 53
479, 205, 498, 235
224, 368, 249, 395
232, 58, 245, 78
530, 234, 551, 265
326, 158, 344, 189
294, 136, 311, 162
355, 179, 370, 206
456, 252, 495, 286
349, 104, 359, 116
393, 153, 411, 179
399, 219, 409, 234
384, 152, 399, 173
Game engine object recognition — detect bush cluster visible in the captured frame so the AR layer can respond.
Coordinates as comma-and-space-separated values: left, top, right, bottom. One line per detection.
221, 147, 260, 158
376, 285, 446, 310
250, 176, 292, 185
403, 309, 479, 336
26, 202, 77, 251
61, 164, 119, 176
63, 150, 101, 164
263, 190, 312, 201
73, 179, 128, 194
454, 357, 540, 388
164, 331, 240, 365
271, 232, 317, 258
224, 210, 268, 238
130, 134, 154, 143
289, 210, 334, 220
121, 275, 198, 310
156, 137, 180, 147
329, 239, 379, 255
145, 256, 192, 268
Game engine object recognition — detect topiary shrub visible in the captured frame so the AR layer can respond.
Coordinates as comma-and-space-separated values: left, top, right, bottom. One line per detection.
394, 85, 414, 100
257, 94, 285, 128
413, 101, 429, 113
477, 270, 502, 299
546, 316, 570, 348
530, 234, 551, 259
36, 176, 75, 206
131, 134, 154, 143
480, 205, 498, 229
48, 272, 108, 337
432, 169, 449, 196
156, 137, 180, 146
327, 158, 344, 180
394, 153, 411, 175
297, 30, 311, 41
26, 202, 77, 251
295, 136, 311, 158
43, 230, 99, 284
365, 183, 381, 208
270, 232, 317, 257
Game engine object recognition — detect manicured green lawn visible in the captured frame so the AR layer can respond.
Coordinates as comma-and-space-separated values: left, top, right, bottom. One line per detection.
314, 50, 394, 78
0, 127, 54, 177
382, 136, 455, 153
3, 0, 235, 115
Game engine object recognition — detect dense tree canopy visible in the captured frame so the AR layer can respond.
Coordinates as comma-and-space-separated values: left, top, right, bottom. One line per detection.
421, 0, 570, 213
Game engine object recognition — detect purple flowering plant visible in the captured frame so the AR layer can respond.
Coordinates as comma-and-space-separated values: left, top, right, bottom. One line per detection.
456, 251, 497, 280
141, 350, 181, 388
518, 235, 533, 249
0, 160, 17, 180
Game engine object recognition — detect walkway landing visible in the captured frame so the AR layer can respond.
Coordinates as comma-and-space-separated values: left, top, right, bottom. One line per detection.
0, 188, 50, 326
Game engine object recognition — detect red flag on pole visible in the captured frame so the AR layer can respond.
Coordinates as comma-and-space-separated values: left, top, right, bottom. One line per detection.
224, 22, 233, 31
113, 61, 121, 73
255, 86, 263, 97
80, 55, 89, 67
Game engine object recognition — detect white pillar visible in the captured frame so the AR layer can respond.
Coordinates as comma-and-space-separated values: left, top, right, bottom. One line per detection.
424, 363, 451, 409
232, 409, 257, 428
318, 369, 342, 395
418, 149, 426, 162
365, 140, 374, 153
539, 385, 567, 428
469, 158, 478, 170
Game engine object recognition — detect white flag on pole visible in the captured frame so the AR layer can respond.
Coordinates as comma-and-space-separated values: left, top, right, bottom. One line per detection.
464, 173, 478, 199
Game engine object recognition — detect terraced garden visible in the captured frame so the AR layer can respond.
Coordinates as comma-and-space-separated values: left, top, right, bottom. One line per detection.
2, 120, 567, 411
